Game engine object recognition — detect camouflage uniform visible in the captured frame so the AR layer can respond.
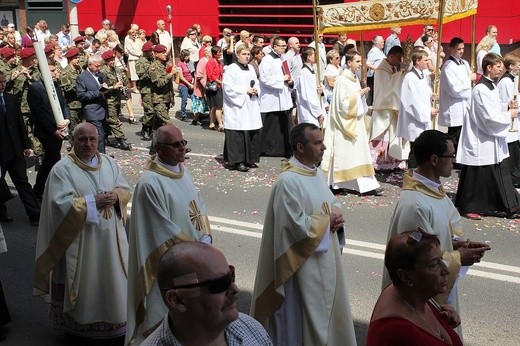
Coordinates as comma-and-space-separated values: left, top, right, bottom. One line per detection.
78, 53, 89, 71
60, 64, 83, 142
100, 65, 126, 140
135, 55, 154, 132
149, 59, 173, 129
7, 65, 43, 156
0, 60, 8, 77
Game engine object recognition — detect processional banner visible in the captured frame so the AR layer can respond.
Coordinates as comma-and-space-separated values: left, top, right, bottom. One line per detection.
317, 0, 478, 33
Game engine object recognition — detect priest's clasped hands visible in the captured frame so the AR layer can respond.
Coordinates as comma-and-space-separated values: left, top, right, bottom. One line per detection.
95, 190, 118, 210
329, 205, 344, 233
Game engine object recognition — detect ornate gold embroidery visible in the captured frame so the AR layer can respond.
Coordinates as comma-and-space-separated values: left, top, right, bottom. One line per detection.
369, 3, 385, 21
189, 200, 210, 233
318, 0, 478, 34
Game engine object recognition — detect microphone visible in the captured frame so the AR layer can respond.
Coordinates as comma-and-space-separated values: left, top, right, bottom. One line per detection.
166, 5, 172, 15
250, 80, 255, 98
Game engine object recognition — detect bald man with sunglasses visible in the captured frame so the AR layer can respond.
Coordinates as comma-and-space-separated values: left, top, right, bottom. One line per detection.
142, 242, 272, 345
127, 125, 212, 345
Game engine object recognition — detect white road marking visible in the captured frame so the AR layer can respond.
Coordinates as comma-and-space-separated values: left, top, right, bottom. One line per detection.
125, 206, 520, 284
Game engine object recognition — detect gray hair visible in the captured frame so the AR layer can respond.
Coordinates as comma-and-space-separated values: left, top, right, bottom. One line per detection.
87, 54, 102, 65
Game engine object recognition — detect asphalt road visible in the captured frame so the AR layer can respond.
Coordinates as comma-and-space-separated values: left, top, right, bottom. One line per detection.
1, 96, 519, 345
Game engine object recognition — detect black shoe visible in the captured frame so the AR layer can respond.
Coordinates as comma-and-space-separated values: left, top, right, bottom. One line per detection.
235, 163, 249, 172
0, 214, 13, 222
142, 127, 152, 141
106, 138, 118, 148
191, 120, 200, 126
117, 139, 132, 151
361, 187, 385, 196
246, 163, 259, 168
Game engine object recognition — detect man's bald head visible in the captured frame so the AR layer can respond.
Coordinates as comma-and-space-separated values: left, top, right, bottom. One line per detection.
153, 125, 186, 166
73, 122, 97, 139
287, 36, 300, 52
157, 242, 219, 291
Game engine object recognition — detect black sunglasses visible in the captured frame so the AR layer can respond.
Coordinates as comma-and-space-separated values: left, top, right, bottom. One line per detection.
161, 140, 187, 149
438, 152, 456, 158
163, 265, 235, 294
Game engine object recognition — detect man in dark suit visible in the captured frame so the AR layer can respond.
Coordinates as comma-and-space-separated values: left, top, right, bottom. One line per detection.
76, 54, 109, 153
0, 71, 41, 225
28, 61, 70, 200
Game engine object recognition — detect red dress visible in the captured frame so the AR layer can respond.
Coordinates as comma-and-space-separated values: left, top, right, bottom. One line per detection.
366, 302, 463, 346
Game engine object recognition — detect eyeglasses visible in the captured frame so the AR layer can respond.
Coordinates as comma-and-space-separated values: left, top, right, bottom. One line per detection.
333, 57, 340, 60
162, 265, 235, 294
161, 140, 187, 148
438, 152, 456, 158
275, 44, 287, 48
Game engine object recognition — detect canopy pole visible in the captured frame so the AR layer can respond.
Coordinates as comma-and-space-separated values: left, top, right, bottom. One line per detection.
312, 0, 322, 87
312, 0, 324, 130
471, 14, 477, 72
432, 0, 446, 130
360, 32, 367, 88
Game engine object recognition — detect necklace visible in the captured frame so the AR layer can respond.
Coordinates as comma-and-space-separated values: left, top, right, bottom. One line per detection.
399, 294, 445, 341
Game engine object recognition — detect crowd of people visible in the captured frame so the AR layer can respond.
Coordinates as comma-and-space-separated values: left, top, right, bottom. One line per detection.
0, 16, 516, 345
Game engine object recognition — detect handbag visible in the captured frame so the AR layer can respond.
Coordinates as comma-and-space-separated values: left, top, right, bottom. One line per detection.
205, 81, 218, 92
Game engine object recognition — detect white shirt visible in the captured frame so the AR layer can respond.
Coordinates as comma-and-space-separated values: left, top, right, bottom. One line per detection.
438, 56, 472, 127
367, 46, 386, 77
258, 52, 293, 113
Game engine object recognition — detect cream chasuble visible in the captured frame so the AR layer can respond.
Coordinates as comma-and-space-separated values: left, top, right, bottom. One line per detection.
126, 158, 211, 345
369, 59, 409, 160
384, 172, 463, 320
322, 70, 379, 193
251, 158, 356, 346
34, 152, 131, 328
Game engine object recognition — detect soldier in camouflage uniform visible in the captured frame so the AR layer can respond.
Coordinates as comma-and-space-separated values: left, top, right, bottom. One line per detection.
6, 48, 43, 165
74, 36, 89, 70
149, 44, 177, 130
60, 48, 83, 146
0, 47, 18, 82
100, 50, 131, 150
135, 41, 154, 140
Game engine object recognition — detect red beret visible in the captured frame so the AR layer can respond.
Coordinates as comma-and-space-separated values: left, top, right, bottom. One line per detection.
73, 36, 85, 44
44, 43, 55, 53
142, 41, 153, 52
19, 48, 35, 59
101, 50, 115, 60
1, 47, 15, 59
153, 44, 167, 53
65, 48, 80, 59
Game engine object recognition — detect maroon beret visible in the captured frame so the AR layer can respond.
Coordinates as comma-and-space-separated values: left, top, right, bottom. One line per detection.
142, 41, 153, 52
73, 36, 85, 44
65, 48, 80, 59
0, 47, 15, 59
44, 43, 55, 54
0, 47, 16, 59
101, 50, 115, 60
19, 48, 35, 59
153, 44, 167, 53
